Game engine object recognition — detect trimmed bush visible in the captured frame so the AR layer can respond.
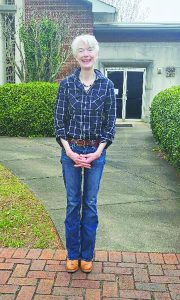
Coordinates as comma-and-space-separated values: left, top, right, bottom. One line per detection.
150, 86, 180, 169
0, 82, 58, 137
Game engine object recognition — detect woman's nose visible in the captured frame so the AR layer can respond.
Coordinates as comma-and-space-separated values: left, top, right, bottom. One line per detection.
82, 49, 89, 55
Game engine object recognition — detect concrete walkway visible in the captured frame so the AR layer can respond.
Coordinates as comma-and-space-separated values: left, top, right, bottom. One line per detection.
0, 123, 180, 253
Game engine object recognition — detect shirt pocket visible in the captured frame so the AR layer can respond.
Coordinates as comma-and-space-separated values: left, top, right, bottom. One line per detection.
90, 90, 106, 111
68, 93, 82, 111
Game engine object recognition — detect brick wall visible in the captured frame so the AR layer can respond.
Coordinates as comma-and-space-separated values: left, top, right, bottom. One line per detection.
24, 0, 93, 81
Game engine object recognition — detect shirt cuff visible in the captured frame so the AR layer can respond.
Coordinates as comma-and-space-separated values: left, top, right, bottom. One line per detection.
56, 134, 67, 148
100, 138, 112, 149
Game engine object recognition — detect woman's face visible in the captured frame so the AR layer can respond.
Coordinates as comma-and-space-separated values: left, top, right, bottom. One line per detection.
75, 41, 98, 70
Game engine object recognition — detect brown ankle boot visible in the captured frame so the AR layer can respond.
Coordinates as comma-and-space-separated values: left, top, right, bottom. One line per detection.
80, 260, 93, 273
66, 259, 79, 273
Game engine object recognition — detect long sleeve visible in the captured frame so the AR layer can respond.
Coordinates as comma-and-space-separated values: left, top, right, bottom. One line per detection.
100, 80, 117, 148
54, 82, 69, 147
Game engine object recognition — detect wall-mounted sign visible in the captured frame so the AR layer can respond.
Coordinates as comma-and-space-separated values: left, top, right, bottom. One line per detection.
165, 67, 175, 77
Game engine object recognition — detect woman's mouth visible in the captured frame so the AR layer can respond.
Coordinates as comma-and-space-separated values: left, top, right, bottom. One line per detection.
82, 59, 91, 63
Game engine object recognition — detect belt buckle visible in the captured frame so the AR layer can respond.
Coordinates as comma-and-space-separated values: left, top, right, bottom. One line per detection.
77, 139, 85, 146
71, 138, 78, 146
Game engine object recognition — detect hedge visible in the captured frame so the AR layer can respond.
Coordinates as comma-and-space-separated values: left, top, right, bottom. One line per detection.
150, 86, 180, 169
0, 82, 59, 137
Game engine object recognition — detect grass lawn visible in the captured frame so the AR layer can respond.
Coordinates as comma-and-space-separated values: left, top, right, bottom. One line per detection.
0, 164, 64, 249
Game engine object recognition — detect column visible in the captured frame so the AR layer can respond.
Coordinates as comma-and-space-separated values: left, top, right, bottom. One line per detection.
14, 0, 24, 83
0, 0, 6, 85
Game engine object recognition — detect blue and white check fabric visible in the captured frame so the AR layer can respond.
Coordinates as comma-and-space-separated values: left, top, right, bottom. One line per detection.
54, 68, 116, 148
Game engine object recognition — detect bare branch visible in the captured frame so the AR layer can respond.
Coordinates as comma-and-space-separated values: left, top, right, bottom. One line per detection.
102, 0, 149, 22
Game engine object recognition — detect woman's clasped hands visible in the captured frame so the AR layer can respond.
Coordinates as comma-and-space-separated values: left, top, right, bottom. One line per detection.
66, 149, 101, 168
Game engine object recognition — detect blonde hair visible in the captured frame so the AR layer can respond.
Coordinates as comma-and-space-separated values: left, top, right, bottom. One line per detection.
71, 34, 99, 56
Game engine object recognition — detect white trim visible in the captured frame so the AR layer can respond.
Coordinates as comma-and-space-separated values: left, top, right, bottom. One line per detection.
14, 0, 24, 83
105, 67, 146, 121
105, 67, 146, 72
0, 13, 6, 85
87, 0, 116, 13
0, 5, 16, 12
141, 69, 147, 120
122, 70, 127, 121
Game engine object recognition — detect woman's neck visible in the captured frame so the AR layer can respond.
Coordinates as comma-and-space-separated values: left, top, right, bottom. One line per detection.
79, 69, 95, 84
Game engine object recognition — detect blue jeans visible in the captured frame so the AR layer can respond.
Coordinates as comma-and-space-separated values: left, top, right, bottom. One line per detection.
61, 145, 106, 261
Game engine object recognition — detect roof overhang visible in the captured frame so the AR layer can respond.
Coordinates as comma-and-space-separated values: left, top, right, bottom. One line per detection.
94, 23, 180, 42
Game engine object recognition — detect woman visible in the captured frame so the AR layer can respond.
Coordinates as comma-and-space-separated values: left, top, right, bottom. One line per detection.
54, 34, 116, 273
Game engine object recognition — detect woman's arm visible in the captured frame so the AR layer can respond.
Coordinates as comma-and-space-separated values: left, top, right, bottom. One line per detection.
54, 83, 69, 147
100, 80, 117, 147
55, 83, 91, 168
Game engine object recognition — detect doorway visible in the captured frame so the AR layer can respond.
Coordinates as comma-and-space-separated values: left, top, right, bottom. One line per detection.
105, 68, 146, 120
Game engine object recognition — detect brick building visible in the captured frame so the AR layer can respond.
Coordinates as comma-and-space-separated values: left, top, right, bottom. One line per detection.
0, 0, 95, 82
24, 0, 94, 79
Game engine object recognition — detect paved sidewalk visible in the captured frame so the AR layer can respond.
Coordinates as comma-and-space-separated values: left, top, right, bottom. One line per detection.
0, 123, 179, 252
0, 247, 180, 300
0, 123, 180, 299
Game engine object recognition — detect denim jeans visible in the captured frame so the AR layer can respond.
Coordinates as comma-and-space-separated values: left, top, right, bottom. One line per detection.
61, 145, 106, 261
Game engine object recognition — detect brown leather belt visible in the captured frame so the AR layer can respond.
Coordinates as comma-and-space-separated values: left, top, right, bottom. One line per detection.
68, 138, 100, 147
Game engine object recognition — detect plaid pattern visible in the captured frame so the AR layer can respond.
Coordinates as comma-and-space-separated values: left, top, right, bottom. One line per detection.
54, 68, 116, 148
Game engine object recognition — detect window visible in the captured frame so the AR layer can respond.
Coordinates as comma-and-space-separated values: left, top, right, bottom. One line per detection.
5, 0, 15, 4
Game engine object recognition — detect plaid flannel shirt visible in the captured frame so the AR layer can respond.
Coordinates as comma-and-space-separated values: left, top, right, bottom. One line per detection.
54, 68, 116, 149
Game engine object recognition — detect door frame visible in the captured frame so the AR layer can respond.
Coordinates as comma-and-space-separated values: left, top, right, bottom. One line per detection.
104, 67, 146, 120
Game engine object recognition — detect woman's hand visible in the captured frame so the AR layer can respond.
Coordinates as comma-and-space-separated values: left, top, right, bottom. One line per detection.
66, 149, 91, 168
80, 151, 101, 164
72, 143, 107, 168
75, 149, 102, 167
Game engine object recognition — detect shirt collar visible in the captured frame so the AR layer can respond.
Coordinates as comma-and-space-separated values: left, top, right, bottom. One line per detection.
74, 67, 104, 81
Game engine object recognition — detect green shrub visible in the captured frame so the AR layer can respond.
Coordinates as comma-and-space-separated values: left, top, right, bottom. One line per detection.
150, 86, 180, 169
0, 82, 58, 137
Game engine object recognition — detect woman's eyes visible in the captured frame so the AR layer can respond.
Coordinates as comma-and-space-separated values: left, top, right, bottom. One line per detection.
78, 47, 94, 53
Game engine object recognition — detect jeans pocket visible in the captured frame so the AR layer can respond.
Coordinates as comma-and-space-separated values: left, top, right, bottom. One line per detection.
92, 149, 106, 166
60, 149, 69, 163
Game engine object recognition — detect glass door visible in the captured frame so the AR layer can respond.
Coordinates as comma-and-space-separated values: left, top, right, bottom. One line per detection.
107, 70, 123, 118
105, 68, 145, 120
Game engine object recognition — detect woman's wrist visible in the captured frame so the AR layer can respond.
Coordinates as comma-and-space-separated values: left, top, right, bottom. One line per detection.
60, 138, 72, 156
95, 149, 102, 158
65, 148, 73, 157
96, 142, 107, 156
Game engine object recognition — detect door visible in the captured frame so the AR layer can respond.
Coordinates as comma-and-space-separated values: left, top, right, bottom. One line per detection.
106, 68, 145, 120
126, 71, 143, 119
107, 71, 123, 118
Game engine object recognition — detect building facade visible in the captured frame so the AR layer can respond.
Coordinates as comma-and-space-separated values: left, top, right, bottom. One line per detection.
95, 23, 180, 121
0, 0, 180, 122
